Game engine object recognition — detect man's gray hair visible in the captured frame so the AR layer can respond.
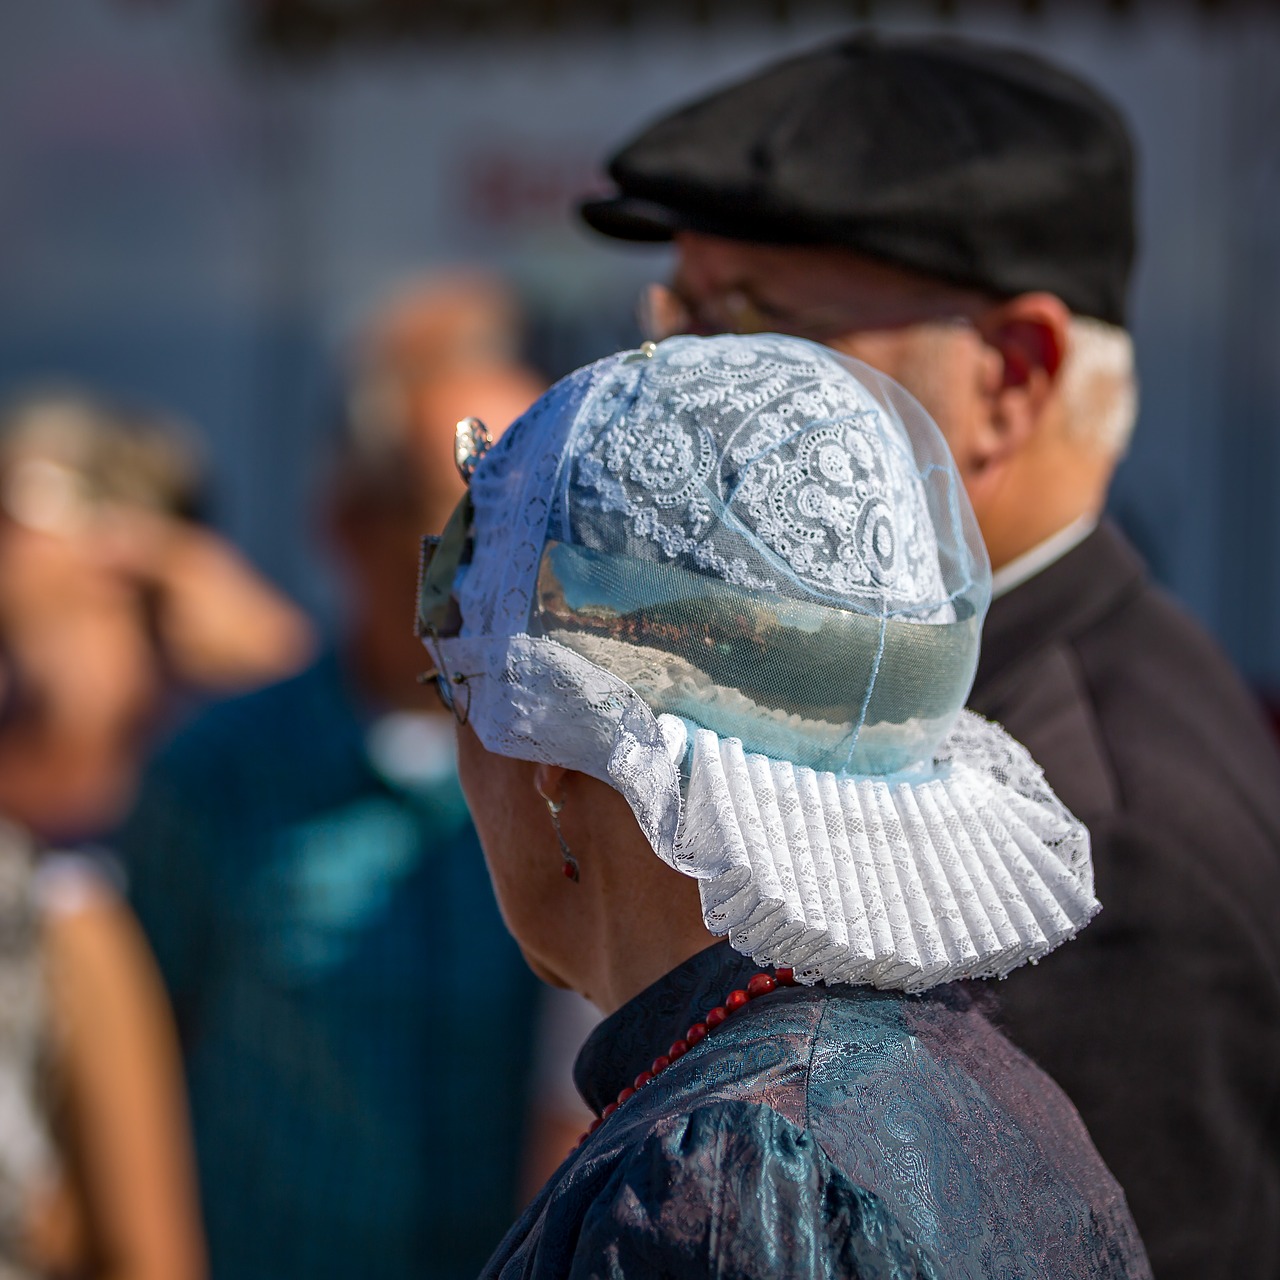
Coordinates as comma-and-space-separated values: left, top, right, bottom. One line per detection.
1059, 317, 1139, 458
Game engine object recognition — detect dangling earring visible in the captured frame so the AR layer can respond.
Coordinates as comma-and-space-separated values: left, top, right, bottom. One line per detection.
542, 795, 580, 883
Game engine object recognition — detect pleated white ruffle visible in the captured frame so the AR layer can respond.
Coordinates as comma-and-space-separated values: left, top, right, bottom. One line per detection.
668, 710, 1098, 991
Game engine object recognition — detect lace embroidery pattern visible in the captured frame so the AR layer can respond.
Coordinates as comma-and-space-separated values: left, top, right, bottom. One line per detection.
674, 711, 1096, 991
553, 335, 959, 614
440, 633, 684, 858
426, 334, 1094, 989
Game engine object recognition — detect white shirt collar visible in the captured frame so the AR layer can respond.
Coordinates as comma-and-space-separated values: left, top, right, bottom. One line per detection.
990, 514, 1098, 600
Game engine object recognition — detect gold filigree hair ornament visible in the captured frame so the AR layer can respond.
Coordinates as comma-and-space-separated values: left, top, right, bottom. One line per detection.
413, 415, 494, 716
415, 415, 491, 641
416, 523, 477, 724
453, 416, 492, 483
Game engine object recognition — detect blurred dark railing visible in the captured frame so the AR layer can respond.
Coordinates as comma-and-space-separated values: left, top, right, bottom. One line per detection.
244, 0, 1251, 53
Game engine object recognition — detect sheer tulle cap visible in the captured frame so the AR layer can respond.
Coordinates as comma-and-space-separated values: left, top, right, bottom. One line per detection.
423, 334, 1097, 988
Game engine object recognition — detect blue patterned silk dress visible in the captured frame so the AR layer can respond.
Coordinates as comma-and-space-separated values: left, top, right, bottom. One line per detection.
483, 942, 1150, 1279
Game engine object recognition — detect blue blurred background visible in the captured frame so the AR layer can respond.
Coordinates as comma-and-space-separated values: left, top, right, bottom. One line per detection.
2, 0, 1277, 700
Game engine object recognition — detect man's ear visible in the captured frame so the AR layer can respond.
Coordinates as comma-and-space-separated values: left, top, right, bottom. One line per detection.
972, 292, 1071, 471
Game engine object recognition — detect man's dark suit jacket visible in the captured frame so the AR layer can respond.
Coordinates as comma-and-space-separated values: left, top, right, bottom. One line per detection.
968, 520, 1280, 1280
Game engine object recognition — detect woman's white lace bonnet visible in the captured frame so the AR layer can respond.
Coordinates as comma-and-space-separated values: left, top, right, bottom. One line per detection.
421, 334, 1097, 990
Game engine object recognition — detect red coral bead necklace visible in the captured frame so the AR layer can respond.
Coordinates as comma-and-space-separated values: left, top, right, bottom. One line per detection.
579, 967, 797, 1144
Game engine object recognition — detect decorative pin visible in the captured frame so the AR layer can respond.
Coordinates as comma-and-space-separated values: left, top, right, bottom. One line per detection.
454, 417, 492, 484
624, 340, 658, 364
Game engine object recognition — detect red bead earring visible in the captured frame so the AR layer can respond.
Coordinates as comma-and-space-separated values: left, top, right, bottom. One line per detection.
542, 795, 580, 883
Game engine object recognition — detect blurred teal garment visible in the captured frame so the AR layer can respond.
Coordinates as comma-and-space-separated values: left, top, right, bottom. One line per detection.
484, 942, 1151, 1278
116, 653, 538, 1280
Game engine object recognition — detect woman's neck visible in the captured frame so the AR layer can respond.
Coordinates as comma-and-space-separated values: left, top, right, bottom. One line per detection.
590, 915, 716, 1016
572, 790, 716, 1015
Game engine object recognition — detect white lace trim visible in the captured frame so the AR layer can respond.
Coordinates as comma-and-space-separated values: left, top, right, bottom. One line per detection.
675, 712, 1097, 991
435, 629, 1096, 991
437, 633, 684, 857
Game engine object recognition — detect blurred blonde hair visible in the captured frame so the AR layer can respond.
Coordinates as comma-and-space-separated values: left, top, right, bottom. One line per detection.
0, 392, 206, 536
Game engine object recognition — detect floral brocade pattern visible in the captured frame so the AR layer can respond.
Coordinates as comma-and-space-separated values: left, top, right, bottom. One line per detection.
482, 944, 1151, 1279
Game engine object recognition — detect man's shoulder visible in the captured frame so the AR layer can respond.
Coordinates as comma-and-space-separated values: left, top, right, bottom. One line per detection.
973, 574, 1280, 961
1070, 578, 1279, 822
974, 530, 1280, 839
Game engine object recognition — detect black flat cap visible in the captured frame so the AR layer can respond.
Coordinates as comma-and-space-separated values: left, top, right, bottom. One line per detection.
580, 34, 1136, 325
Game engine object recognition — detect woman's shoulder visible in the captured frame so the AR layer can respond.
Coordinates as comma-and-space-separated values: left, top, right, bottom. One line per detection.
554, 1098, 932, 1280
795, 986, 1150, 1279
627, 984, 1146, 1279
490, 990, 1148, 1280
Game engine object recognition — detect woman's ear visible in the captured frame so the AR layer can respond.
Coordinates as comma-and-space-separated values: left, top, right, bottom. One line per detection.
533, 762, 571, 807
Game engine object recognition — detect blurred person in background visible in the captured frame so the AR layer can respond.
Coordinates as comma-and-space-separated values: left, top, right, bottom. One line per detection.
0, 394, 315, 840
0, 391, 312, 1279
115, 273, 589, 1280
580, 34, 1280, 1277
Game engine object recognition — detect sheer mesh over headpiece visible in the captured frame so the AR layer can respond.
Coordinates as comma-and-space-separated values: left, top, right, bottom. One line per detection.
420, 334, 1097, 989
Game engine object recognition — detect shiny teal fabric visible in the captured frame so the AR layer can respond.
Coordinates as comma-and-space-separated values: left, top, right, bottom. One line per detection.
483, 943, 1150, 1278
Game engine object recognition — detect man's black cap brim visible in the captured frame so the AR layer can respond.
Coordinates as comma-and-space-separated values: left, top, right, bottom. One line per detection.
580, 195, 825, 252
579, 196, 681, 243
